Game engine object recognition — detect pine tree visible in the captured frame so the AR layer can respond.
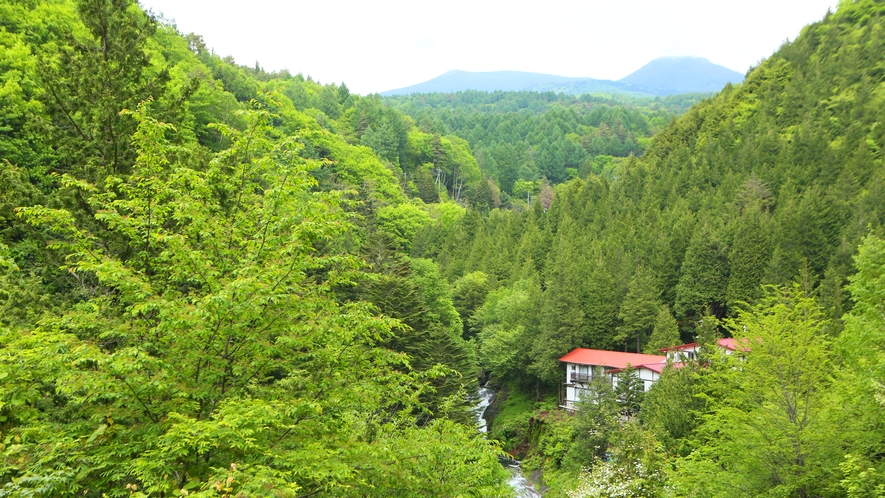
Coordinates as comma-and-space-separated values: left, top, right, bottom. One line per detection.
615, 366, 645, 416
644, 305, 682, 354
617, 268, 662, 352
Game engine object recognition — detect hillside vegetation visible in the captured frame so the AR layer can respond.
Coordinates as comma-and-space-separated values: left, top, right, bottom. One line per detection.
0, 0, 512, 495
410, 1, 885, 495
386, 91, 706, 188
3, 0, 885, 496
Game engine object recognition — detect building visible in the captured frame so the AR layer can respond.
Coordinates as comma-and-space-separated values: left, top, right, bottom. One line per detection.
659, 338, 744, 362
558, 348, 666, 410
559, 338, 747, 410
607, 362, 670, 392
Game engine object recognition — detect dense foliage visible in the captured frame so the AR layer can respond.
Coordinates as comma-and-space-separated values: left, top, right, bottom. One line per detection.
419, 0, 885, 391
4, 0, 885, 496
386, 91, 706, 189
0, 0, 511, 495
415, 0, 885, 496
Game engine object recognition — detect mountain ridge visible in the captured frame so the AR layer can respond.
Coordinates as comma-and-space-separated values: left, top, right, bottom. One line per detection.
381, 57, 744, 97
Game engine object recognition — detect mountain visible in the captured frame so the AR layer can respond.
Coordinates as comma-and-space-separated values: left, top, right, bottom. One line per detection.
381, 57, 745, 96
618, 56, 744, 94
380, 70, 642, 96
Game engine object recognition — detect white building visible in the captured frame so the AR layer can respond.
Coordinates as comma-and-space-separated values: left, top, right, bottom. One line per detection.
558, 348, 666, 410
559, 338, 747, 410
659, 338, 743, 362
607, 362, 667, 392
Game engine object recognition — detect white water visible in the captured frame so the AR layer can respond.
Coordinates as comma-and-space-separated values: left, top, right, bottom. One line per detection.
475, 383, 542, 497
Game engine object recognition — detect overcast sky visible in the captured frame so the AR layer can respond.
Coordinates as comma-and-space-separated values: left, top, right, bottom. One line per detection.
139, 0, 839, 95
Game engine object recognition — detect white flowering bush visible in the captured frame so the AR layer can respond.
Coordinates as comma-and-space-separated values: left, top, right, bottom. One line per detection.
568, 460, 664, 498
567, 419, 667, 498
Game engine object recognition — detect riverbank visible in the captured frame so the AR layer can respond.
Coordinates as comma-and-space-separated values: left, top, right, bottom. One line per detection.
481, 382, 588, 497
476, 383, 542, 497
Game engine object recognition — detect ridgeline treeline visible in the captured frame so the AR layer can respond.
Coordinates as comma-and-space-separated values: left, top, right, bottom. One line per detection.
385, 91, 706, 190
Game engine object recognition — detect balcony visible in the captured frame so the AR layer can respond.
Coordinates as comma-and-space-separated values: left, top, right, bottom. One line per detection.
570, 372, 591, 383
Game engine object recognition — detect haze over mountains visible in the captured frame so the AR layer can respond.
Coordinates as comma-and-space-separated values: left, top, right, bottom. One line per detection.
381, 56, 744, 96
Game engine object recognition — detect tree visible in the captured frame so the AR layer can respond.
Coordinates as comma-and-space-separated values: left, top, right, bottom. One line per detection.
532, 225, 587, 388
674, 226, 730, 321
614, 366, 645, 416
643, 305, 681, 354
451, 271, 491, 339
474, 278, 539, 383
361, 124, 401, 165
539, 179, 554, 210
834, 234, 885, 495
568, 419, 667, 498
565, 375, 621, 468
616, 268, 661, 352
39, 0, 169, 180
513, 178, 538, 206
640, 362, 706, 457
725, 206, 771, 313
0, 105, 508, 495
673, 285, 838, 497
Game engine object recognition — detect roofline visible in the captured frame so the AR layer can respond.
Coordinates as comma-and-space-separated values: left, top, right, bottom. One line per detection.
607, 363, 664, 374
659, 339, 741, 352
659, 342, 698, 352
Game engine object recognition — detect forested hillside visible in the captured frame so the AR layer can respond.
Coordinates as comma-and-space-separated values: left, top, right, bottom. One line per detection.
404, 1, 885, 496
0, 0, 512, 495
4, 0, 885, 496
386, 91, 706, 189
419, 0, 885, 386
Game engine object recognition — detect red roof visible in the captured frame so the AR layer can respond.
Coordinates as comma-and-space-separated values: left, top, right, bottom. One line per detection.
607, 362, 685, 375
559, 348, 666, 369
660, 338, 745, 352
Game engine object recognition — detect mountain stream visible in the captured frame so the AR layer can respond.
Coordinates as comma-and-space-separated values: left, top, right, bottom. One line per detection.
476, 383, 542, 497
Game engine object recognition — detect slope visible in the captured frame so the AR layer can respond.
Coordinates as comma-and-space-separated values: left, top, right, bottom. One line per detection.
415, 2, 885, 494
0, 0, 512, 495
421, 0, 885, 387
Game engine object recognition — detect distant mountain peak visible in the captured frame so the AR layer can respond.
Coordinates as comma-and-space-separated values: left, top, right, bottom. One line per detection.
617, 57, 743, 94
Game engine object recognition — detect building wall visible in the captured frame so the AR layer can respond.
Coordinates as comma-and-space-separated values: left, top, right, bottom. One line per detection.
563, 362, 607, 408
611, 368, 660, 392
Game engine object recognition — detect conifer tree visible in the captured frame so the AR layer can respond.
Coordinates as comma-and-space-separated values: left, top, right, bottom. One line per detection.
674, 226, 730, 321
615, 366, 645, 416
644, 305, 681, 354
40, 0, 169, 180
726, 207, 771, 313
617, 268, 662, 352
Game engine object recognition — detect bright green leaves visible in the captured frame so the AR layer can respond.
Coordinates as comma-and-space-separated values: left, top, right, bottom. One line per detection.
671, 285, 835, 497
3, 99, 512, 494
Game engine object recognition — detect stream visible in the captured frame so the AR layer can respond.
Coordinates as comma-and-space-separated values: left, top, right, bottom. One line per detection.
476, 384, 542, 497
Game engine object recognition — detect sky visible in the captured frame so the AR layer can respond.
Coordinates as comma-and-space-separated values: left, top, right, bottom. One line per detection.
139, 0, 840, 95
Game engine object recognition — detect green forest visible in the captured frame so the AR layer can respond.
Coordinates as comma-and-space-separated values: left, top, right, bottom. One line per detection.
1, 0, 885, 496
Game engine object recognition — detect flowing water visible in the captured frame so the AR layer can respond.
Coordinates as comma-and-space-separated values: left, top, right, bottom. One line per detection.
475, 383, 542, 497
